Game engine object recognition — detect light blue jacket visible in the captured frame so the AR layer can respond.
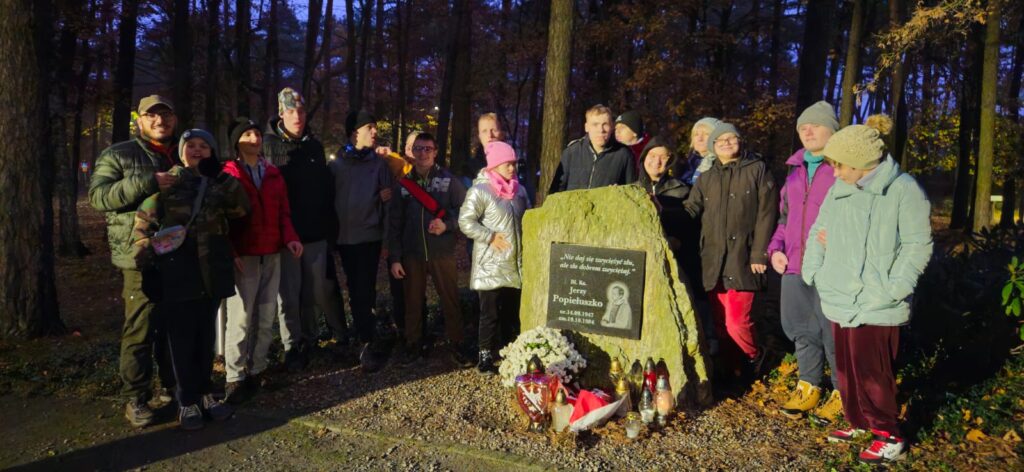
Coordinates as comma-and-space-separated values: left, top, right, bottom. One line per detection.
802, 156, 933, 328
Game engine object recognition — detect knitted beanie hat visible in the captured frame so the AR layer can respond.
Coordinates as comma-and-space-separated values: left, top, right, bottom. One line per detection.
277, 87, 305, 114
484, 141, 517, 169
179, 128, 218, 162
822, 125, 885, 169
345, 110, 376, 137
706, 122, 741, 158
615, 110, 644, 135
796, 100, 840, 132
229, 117, 262, 155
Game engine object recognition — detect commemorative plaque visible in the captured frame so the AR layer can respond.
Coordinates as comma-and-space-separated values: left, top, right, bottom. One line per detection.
546, 243, 646, 339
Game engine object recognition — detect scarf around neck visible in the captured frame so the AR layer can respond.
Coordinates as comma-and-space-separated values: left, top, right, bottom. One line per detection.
486, 170, 519, 200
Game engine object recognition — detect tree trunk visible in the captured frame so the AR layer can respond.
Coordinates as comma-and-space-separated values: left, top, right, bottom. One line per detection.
768, 0, 783, 91
951, 25, 984, 230
1, 0, 64, 339
355, 0, 372, 112
537, 0, 572, 206
838, 0, 864, 126
172, 0, 193, 129
889, 0, 909, 168
111, 0, 139, 143
55, 7, 88, 257
206, 0, 220, 129
794, 0, 836, 132
972, 3, 1000, 232
449, 0, 472, 173
320, 0, 335, 131
372, 0, 384, 118
1001, 11, 1024, 227
395, 0, 408, 146
346, 0, 357, 110
263, 0, 279, 120
302, 0, 322, 100
526, 59, 544, 196
236, 0, 252, 117
436, 0, 468, 163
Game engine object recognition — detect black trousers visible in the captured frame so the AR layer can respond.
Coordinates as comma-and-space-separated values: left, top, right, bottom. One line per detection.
337, 241, 382, 343
478, 287, 521, 352
164, 297, 218, 407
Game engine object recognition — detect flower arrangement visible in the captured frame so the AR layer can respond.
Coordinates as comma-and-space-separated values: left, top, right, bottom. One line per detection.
499, 326, 587, 387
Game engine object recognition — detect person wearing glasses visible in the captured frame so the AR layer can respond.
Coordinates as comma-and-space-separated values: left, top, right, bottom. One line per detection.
89, 95, 181, 428
388, 133, 471, 367
683, 122, 777, 387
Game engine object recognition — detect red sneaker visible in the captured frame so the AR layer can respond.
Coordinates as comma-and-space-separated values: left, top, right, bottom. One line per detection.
827, 427, 867, 443
858, 430, 906, 463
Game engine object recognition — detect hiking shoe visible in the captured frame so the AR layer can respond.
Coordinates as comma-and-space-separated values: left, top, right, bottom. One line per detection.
780, 380, 822, 419
810, 390, 844, 426
224, 381, 248, 404
477, 350, 497, 375
360, 343, 383, 374
202, 394, 234, 421
284, 348, 304, 373
858, 430, 906, 463
447, 343, 474, 368
178, 404, 205, 430
395, 344, 422, 366
827, 427, 868, 443
125, 399, 156, 428
156, 387, 174, 405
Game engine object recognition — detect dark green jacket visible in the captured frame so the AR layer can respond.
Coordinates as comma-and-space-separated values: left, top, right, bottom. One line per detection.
132, 166, 250, 302
89, 137, 179, 269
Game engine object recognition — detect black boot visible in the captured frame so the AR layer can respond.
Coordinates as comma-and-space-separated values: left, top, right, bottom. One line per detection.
477, 350, 497, 375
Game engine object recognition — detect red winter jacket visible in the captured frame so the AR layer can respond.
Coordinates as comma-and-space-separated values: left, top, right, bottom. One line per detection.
224, 159, 300, 256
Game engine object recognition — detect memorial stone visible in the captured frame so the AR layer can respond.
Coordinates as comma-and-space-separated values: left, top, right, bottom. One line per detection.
520, 185, 710, 404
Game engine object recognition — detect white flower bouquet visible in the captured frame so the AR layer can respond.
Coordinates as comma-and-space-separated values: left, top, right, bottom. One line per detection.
498, 326, 587, 387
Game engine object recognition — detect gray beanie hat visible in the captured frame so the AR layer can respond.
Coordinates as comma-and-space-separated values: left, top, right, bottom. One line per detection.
179, 128, 219, 162
796, 101, 840, 132
693, 117, 722, 134
706, 122, 741, 158
822, 124, 885, 169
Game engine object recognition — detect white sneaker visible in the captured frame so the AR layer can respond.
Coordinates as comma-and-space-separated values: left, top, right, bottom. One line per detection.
858, 430, 906, 463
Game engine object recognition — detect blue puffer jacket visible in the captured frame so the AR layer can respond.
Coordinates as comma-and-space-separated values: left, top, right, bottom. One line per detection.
801, 156, 933, 328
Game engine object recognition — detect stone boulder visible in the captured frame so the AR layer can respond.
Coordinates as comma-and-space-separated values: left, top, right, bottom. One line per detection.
519, 185, 711, 405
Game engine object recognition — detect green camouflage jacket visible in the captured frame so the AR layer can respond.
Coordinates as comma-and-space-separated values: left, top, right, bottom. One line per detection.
132, 165, 250, 301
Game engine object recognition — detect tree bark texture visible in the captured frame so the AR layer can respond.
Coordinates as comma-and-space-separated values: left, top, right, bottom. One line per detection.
972, 3, 1000, 232
838, 0, 864, 126
172, 0, 193, 128
0, 0, 63, 339
951, 25, 984, 230
795, 0, 836, 138
236, 0, 252, 117
537, 0, 572, 205
111, 0, 139, 143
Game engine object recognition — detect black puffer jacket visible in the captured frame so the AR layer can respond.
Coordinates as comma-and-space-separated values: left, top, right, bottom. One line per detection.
262, 118, 336, 243
683, 151, 778, 292
552, 136, 636, 192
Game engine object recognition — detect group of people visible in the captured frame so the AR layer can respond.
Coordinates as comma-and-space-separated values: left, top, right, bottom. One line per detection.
90, 88, 931, 464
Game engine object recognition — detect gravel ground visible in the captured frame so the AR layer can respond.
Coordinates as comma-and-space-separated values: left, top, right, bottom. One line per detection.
246, 351, 846, 471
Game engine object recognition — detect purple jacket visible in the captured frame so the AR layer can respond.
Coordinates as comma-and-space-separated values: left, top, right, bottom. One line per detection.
767, 149, 836, 275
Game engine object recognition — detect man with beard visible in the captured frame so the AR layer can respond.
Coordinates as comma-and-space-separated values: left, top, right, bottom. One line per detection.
89, 95, 181, 427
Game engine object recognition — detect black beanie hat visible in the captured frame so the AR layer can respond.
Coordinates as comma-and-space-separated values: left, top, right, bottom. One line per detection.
615, 110, 644, 136
229, 117, 262, 155
345, 110, 376, 137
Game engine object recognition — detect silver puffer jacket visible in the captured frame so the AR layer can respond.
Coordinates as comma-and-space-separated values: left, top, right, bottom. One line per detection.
458, 171, 531, 291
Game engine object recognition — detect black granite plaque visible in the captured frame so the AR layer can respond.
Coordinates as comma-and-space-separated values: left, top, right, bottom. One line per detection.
546, 243, 646, 339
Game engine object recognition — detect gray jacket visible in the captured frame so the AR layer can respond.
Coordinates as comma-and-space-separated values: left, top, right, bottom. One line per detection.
459, 171, 531, 291
329, 144, 394, 245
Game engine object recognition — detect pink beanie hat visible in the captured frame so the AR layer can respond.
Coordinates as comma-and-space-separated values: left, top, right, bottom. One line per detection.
485, 141, 517, 169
